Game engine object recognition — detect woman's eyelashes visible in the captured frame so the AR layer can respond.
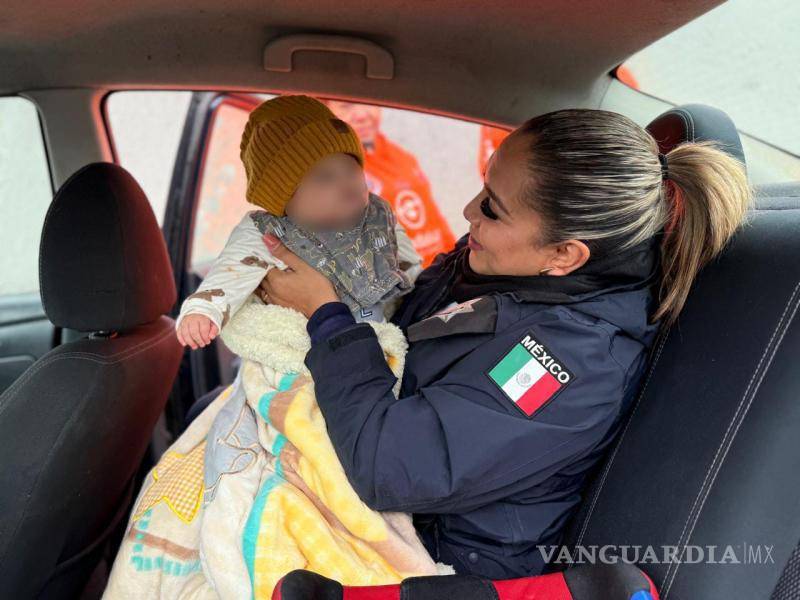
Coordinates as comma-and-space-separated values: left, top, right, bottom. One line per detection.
480, 196, 500, 220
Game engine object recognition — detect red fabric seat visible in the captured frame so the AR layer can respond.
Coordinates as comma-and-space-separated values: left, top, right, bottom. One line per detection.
272, 563, 658, 600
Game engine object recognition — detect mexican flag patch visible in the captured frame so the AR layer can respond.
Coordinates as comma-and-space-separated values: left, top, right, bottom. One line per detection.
487, 331, 575, 418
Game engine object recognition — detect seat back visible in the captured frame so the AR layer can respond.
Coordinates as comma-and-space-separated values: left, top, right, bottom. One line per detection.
563, 105, 800, 598
0, 163, 182, 598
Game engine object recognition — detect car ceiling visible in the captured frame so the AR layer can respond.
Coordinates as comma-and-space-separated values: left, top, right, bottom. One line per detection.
1, 0, 724, 124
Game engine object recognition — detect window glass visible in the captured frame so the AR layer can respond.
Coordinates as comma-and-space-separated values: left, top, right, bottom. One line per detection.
191, 93, 508, 269
105, 91, 192, 223
191, 97, 253, 269
0, 96, 53, 295
621, 0, 800, 183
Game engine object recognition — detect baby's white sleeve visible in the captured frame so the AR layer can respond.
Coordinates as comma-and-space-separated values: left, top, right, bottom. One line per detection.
175, 212, 286, 332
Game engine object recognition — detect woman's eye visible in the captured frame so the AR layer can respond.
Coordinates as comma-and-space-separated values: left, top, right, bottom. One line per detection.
480, 196, 499, 220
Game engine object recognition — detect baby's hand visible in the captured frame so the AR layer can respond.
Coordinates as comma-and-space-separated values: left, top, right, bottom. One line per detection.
177, 314, 219, 349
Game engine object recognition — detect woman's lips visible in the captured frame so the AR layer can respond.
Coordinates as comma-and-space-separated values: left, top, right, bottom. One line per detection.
468, 233, 483, 251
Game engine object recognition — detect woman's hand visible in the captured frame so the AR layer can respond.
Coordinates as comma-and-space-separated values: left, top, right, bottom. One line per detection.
258, 233, 340, 318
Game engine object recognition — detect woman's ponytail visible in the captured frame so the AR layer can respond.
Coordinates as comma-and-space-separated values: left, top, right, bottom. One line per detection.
515, 109, 752, 327
653, 140, 753, 325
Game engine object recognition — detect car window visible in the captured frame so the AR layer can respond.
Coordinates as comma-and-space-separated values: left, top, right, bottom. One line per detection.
621, 0, 800, 184
0, 96, 53, 295
105, 91, 192, 223
191, 94, 508, 269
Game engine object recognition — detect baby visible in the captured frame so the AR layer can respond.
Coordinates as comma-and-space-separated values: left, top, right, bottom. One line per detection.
176, 95, 422, 349
103, 97, 435, 600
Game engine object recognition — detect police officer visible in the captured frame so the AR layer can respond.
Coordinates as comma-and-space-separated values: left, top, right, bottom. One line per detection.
259, 108, 751, 578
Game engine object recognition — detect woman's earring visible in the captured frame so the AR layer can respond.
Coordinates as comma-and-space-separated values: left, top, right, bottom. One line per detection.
539, 267, 553, 276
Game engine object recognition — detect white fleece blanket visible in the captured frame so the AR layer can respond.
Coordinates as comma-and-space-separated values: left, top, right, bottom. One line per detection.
103, 300, 450, 600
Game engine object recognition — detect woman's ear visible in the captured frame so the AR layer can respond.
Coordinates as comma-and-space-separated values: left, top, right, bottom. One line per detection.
545, 239, 591, 276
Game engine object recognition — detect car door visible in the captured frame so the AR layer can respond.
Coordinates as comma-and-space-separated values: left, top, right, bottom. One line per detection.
0, 96, 56, 394
160, 92, 261, 427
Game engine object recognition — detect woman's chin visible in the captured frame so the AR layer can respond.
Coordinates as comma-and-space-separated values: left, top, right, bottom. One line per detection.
467, 251, 489, 275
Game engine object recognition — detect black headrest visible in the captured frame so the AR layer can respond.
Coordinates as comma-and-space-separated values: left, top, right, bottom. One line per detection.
646, 103, 746, 168
39, 163, 176, 332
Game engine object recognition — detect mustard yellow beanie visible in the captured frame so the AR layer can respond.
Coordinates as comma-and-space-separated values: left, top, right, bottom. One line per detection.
239, 95, 365, 215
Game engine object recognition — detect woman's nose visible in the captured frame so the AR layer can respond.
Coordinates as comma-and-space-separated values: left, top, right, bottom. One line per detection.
463, 194, 480, 224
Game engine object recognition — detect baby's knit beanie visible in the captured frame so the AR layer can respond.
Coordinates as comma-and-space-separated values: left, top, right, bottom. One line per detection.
240, 95, 364, 216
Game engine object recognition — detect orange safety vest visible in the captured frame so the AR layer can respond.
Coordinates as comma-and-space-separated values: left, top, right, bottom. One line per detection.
477, 126, 510, 177
362, 132, 456, 267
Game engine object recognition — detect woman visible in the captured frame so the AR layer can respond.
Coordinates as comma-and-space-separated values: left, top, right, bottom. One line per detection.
257, 108, 752, 579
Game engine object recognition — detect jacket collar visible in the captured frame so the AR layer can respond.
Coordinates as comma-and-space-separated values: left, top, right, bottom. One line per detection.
394, 233, 662, 343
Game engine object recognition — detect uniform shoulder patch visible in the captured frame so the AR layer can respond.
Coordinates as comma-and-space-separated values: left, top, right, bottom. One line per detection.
407, 296, 497, 342
486, 330, 575, 418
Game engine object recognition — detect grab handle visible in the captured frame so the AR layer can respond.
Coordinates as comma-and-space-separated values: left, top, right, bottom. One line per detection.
263, 34, 394, 80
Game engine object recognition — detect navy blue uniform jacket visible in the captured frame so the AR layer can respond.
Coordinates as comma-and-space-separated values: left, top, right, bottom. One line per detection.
304, 242, 660, 579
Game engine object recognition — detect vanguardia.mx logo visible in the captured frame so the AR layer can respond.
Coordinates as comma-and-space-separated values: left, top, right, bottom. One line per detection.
538, 543, 775, 565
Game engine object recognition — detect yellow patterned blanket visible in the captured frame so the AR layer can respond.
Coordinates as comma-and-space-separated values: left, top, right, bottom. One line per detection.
103, 301, 449, 600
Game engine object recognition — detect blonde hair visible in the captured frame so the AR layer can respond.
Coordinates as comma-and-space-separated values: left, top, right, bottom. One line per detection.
517, 109, 753, 326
